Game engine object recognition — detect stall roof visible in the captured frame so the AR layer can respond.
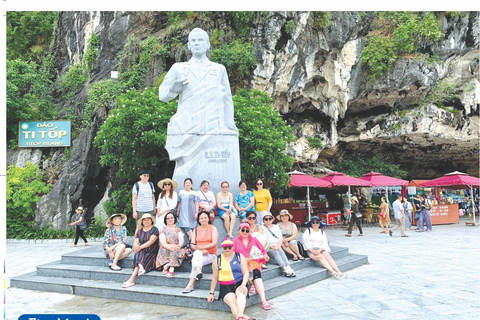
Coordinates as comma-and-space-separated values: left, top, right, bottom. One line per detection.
419, 172, 480, 189
408, 180, 429, 187
289, 173, 332, 188
319, 172, 371, 187
359, 172, 408, 187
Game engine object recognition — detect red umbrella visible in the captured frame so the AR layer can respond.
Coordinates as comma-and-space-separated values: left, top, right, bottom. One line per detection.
289, 173, 332, 188
359, 172, 408, 187
319, 172, 371, 187
419, 171, 480, 189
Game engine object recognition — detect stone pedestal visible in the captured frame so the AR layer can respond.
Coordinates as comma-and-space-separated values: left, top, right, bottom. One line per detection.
166, 133, 241, 196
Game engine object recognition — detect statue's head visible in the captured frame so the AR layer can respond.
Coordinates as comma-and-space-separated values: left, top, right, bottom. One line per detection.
188, 28, 210, 56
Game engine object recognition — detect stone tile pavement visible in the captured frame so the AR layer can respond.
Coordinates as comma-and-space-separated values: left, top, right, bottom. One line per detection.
4, 218, 480, 320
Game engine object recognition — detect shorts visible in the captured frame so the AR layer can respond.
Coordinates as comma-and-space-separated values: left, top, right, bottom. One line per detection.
249, 268, 262, 281
218, 280, 249, 300
217, 205, 232, 218
307, 247, 325, 258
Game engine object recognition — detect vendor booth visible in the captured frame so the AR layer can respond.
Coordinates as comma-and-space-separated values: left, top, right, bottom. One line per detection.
420, 172, 480, 225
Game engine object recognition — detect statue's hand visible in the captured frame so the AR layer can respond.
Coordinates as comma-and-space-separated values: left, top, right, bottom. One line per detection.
171, 79, 188, 93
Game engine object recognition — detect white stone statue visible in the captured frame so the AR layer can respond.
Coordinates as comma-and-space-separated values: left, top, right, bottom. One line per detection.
159, 28, 241, 195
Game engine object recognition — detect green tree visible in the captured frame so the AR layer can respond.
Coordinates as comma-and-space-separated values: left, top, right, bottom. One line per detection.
6, 163, 53, 238
331, 154, 408, 178
233, 89, 295, 193
93, 87, 177, 181
6, 60, 57, 146
6, 11, 58, 63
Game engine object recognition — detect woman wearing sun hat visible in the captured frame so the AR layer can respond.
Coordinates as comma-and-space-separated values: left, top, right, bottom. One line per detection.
207, 239, 254, 320
346, 196, 363, 237
122, 213, 159, 288
156, 178, 178, 230
103, 213, 132, 271
277, 209, 304, 261
233, 222, 271, 311
303, 216, 346, 279
69, 206, 89, 247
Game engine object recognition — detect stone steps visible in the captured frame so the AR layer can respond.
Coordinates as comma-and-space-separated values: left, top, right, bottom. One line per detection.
11, 253, 367, 312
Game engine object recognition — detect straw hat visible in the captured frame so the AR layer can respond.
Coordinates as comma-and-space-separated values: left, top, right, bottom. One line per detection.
276, 209, 293, 220
106, 213, 127, 228
351, 196, 359, 203
262, 212, 274, 220
157, 178, 178, 190
137, 213, 156, 227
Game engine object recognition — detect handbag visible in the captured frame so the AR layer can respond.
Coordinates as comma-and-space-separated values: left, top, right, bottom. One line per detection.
379, 212, 386, 218
297, 241, 309, 258
355, 212, 363, 218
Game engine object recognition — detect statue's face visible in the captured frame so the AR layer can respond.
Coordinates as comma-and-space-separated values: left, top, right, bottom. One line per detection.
188, 31, 209, 56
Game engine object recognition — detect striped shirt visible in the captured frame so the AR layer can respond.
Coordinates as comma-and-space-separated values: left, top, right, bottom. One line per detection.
132, 182, 155, 212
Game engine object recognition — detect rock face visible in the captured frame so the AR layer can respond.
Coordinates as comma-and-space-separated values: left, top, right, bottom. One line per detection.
7, 11, 478, 229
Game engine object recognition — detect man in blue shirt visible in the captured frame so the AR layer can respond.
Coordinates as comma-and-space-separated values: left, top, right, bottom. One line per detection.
389, 194, 408, 237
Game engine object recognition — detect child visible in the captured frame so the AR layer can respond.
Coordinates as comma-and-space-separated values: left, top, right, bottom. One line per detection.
70, 206, 89, 246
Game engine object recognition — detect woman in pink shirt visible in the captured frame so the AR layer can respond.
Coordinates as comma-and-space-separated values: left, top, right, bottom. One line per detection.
233, 222, 272, 311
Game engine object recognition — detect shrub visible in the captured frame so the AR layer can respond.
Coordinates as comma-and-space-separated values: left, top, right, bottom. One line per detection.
84, 79, 125, 124
332, 154, 408, 178
58, 63, 88, 98
6, 163, 53, 238
83, 33, 100, 72
307, 137, 323, 149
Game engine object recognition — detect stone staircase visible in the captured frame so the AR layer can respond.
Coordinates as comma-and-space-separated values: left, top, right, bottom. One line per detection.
10, 218, 368, 311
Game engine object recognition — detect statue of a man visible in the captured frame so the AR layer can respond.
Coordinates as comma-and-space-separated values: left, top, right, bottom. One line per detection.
159, 28, 241, 195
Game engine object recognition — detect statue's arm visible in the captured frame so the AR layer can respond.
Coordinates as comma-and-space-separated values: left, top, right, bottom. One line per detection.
159, 66, 182, 102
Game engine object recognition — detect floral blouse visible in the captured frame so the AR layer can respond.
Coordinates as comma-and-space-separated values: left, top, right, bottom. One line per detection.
103, 226, 127, 253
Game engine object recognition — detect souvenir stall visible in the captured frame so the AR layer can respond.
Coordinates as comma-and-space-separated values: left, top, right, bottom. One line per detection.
273, 172, 332, 225
420, 172, 480, 225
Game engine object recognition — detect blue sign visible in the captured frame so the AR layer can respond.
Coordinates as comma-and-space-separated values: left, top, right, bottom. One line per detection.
18, 315, 100, 320
18, 120, 71, 148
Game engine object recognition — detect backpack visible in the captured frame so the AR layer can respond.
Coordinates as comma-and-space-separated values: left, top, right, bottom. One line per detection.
217, 252, 241, 271
135, 181, 155, 194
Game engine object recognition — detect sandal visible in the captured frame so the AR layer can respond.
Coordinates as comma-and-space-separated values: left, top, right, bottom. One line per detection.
262, 264, 268, 269
249, 285, 256, 294
261, 301, 271, 310
334, 272, 342, 279
162, 265, 169, 275
182, 285, 194, 294
110, 265, 122, 271
293, 256, 298, 261
166, 267, 174, 278
341, 273, 348, 279
298, 255, 305, 260
138, 268, 146, 276
345, 234, 351, 237
121, 281, 135, 288
196, 272, 203, 281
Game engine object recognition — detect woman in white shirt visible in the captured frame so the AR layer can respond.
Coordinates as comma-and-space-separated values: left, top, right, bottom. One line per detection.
302, 216, 347, 279
195, 180, 216, 221
156, 178, 178, 230
261, 212, 295, 277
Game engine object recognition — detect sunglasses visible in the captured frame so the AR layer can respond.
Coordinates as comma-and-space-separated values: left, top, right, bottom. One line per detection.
142, 174, 150, 177
256, 183, 263, 185
164, 183, 171, 186
240, 228, 250, 233
247, 217, 256, 220
311, 220, 320, 224
263, 217, 273, 221
223, 246, 233, 250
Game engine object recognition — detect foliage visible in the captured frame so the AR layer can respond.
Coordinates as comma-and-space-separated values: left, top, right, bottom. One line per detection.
84, 79, 125, 124
6, 11, 58, 64
119, 36, 168, 90
362, 12, 443, 79
420, 79, 460, 110
58, 63, 88, 98
82, 33, 100, 72
331, 154, 408, 179
209, 40, 257, 89
93, 87, 177, 181
312, 12, 333, 30
6, 59, 57, 146
285, 20, 296, 35
6, 163, 53, 239
225, 12, 257, 37
103, 185, 137, 235
307, 137, 323, 149
233, 89, 295, 194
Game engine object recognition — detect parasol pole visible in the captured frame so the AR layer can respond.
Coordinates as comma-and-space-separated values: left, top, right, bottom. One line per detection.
307, 186, 312, 221
470, 185, 476, 224
347, 185, 351, 210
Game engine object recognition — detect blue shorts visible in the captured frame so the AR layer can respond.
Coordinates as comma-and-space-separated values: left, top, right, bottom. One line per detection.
218, 205, 233, 217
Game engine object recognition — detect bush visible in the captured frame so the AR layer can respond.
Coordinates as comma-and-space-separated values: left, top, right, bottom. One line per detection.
84, 79, 125, 124
307, 137, 323, 149
420, 79, 460, 110
6, 163, 53, 239
103, 185, 137, 235
58, 63, 88, 98
83, 33, 100, 72
331, 154, 408, 179
233, 89, 295, 194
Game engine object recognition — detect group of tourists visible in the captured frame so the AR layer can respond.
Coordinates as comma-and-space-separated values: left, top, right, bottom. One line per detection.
97, 170, 347, 319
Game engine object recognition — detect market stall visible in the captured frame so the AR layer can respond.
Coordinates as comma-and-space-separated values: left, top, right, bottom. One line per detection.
420, 172, 480, 225
273, 172, 332, 224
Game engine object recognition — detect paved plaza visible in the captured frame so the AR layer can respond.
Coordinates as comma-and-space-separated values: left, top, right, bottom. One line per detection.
5, 218, 480, 320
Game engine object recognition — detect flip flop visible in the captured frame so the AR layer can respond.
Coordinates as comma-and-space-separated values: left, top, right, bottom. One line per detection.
182, 285, 194, 294
293, 256, 298, 261
261, 301, 271, 310
299, 256, 305, 260
138, 269, 146, 276
121, 281, 135, 288
110, 265, 122, 271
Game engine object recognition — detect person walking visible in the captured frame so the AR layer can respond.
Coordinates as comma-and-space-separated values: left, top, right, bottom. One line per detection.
379, 196, 391, 234
416, 194, 433, 232
413, 193, 422, 229
402, 196, 413, 230
389, 194, 408, 237
69, 206, 89, 247
345, 196, 363, 237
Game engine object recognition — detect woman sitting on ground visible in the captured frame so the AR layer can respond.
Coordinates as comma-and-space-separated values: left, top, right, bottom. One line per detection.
207, 239, 254, 320
261, 212, 296, 277
183, 210, 218, 294
103, 213, 132, 271
217, 181, 237, 239
156, 211, 185, 278
303, 216, 347, 279
122, 213, 159, 288
277, 209, 304, 261
233, 222, 271, 311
